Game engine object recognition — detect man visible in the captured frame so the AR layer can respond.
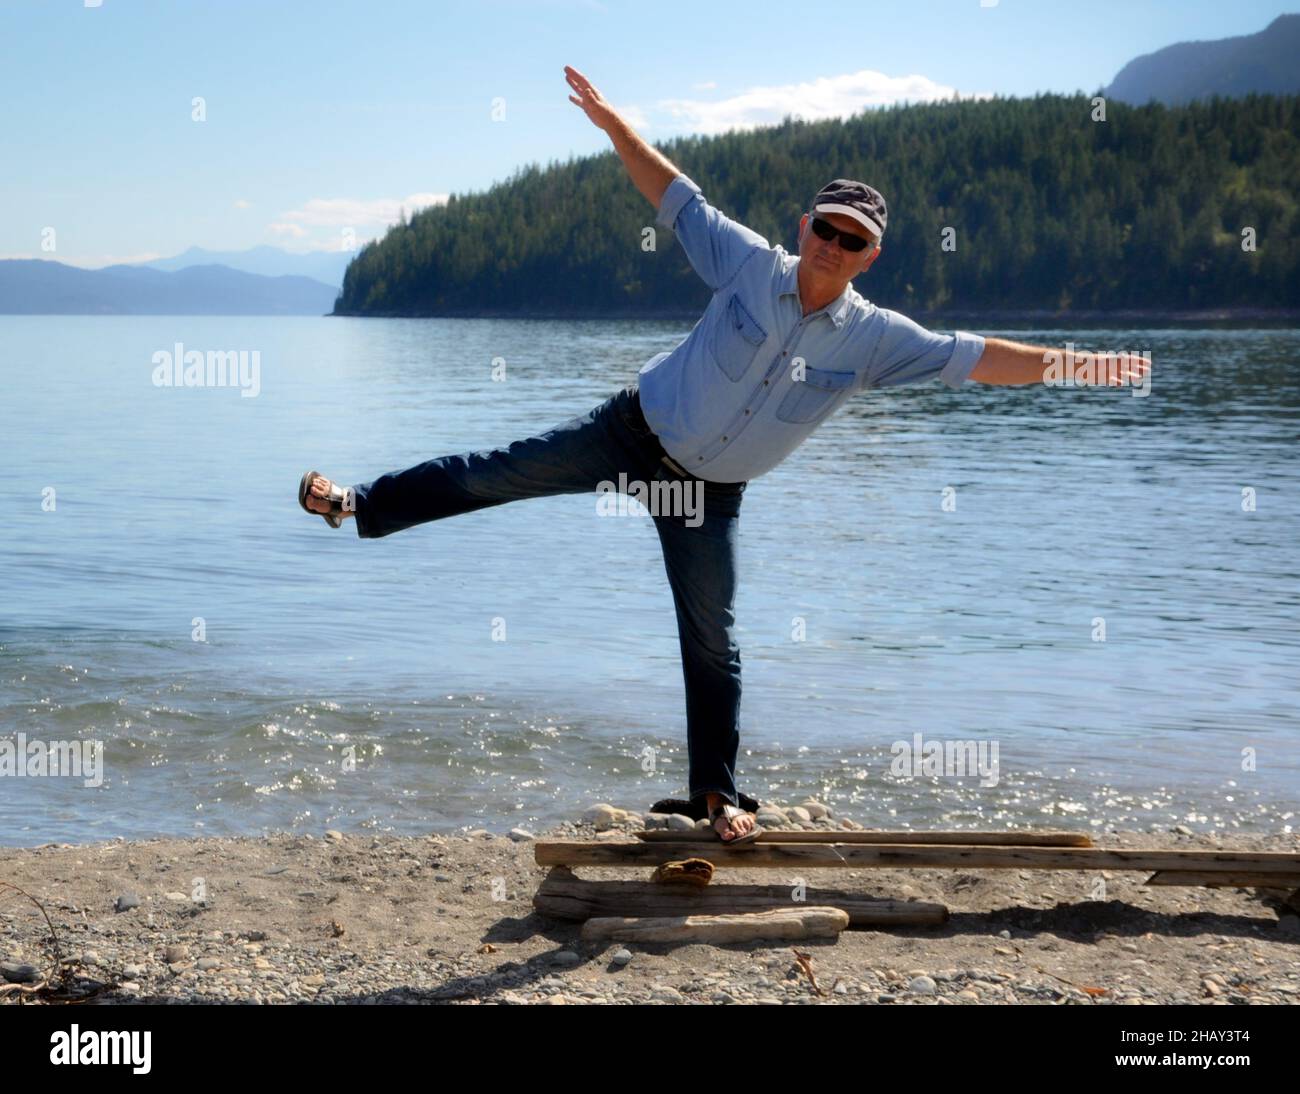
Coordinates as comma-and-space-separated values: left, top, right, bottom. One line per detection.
300, 65, 1150, 844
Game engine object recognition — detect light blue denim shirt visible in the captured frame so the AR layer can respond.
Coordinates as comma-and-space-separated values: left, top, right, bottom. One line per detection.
638, 172, 986, 482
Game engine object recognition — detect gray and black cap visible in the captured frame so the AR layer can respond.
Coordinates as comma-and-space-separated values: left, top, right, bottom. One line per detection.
811, 179, 887, 241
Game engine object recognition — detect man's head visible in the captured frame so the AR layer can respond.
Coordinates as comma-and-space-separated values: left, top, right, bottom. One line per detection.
797, 178, 885, 283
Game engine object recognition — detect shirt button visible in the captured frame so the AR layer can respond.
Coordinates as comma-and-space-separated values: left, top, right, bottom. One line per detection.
744, 409, 750, 414
763, 380, 769, 385
722, 435, 728, 441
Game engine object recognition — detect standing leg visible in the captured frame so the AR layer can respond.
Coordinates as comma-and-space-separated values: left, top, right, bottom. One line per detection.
651, 472, 748, 817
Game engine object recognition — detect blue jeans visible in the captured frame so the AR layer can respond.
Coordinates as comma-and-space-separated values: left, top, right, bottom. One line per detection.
350, 382, 748, 811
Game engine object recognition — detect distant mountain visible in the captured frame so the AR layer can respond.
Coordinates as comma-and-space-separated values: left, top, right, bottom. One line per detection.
0, 260, 339, 315
144, 245, 353, 288
1105, 14, 1300, 105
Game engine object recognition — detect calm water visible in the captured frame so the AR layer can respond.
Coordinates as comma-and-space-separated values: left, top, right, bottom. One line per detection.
2, 316, 1297, 846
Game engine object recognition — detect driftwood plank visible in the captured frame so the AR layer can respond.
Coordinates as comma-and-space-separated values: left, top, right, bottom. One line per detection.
533, 866, 947, 927
1145, 870, 1300, 888
580, 907, 850, 943
535, 841, 1300, 874
637, 829, 1094, 847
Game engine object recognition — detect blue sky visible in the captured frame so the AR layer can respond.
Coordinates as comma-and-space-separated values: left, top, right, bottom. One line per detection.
2, 0, 1293, 266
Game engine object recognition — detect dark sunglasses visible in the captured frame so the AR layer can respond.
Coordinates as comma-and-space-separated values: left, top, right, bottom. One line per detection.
810, 215, 877, 252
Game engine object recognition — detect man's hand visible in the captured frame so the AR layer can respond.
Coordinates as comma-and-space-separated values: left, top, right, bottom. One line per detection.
567, 65, 680, 211
970, 336, 1152, 392
566, 65, 619, 131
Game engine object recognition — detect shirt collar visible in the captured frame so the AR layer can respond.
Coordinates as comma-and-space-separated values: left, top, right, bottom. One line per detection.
778, 253, 853, 329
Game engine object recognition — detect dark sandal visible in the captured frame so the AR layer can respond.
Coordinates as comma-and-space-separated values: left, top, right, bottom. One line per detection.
298, 470, 352, 529
708, 803, 763, 845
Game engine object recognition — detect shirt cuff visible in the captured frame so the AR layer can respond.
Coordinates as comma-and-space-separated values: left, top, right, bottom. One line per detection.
656, 173, 702, 231
939, 331, 985, 389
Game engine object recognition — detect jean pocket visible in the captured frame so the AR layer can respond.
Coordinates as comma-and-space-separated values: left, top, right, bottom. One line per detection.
774, 366, 856, 424
708, 293, 767, 382
617, 390, 656, 440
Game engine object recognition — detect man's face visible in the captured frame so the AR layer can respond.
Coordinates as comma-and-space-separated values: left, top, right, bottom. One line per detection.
798, 210, 881, 281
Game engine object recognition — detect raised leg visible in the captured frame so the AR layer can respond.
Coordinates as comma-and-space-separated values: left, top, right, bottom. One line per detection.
350, 387, 653, 539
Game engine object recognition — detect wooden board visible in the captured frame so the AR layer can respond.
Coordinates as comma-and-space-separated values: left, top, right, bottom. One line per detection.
580, 907, 850, 943
636, 829, 1094, 847
536, 840, 1300, 874
1145, 870, 1300, 888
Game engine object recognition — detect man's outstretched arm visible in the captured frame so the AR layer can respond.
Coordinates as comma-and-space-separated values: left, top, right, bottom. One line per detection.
565, 64, 768, 291
565, 64, 677, 209
969, 337, 1152, 387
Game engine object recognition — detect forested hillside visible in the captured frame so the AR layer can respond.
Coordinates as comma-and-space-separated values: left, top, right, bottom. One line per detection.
334, 94, 1299, 317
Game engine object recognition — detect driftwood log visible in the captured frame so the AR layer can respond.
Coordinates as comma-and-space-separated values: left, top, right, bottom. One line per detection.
580, 906, 851, 943
534, 865, 947, 928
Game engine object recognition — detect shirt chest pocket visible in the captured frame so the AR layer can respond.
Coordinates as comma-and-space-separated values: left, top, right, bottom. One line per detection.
775, 366, 856, 424
708, 293, 767, 381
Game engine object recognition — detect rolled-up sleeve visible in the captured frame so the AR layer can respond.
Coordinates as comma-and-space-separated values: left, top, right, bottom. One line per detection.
656, 172, 769, 291
863, 309, 985, 390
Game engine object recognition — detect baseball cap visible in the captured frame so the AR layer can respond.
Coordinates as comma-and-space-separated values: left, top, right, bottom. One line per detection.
811, 179, 887, 242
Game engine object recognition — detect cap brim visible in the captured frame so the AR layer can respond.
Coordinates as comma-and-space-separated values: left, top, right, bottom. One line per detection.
812, 202, 882, 243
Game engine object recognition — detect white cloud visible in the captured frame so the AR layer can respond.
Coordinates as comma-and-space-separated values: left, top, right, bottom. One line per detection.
617, 104, 650, 130
692, 80, 717, 91
234, 199, 252, 209
645, 70, 993, 135
262, 191, 448, 251
274, 192, 447, 230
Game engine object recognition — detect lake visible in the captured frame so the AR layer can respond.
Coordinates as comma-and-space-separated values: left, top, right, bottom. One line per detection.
2, 315, 1297, 845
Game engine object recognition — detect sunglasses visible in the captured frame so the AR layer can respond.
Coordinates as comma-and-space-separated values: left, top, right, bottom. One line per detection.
810, 215, 877, 253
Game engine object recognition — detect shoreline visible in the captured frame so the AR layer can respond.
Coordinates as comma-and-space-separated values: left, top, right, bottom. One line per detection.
328, 307, 1300, 327
3, 803, 1297, 1005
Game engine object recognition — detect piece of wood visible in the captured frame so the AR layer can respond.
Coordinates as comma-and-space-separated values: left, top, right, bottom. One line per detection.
533, 866, 947, 927
580, 907, 850, 943
1145, 870, 1300, 888
637, 829, 1094, 847
536, 841, 1300, 874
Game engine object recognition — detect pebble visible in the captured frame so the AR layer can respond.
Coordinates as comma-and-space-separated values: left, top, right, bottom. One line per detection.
1, 961, 39, 984
164, 944, 189, 964
508, 828, 535, 842
114, 892, 141, 913
611, 948, 633, 967
907, 976, 937, 994
582, 804, 620, 830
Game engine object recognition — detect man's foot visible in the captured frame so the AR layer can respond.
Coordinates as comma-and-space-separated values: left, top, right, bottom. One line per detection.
706, 793, 755, 841
304, 474, 354, 519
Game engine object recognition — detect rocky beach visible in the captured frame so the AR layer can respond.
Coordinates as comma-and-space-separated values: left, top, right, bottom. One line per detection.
3, 801, 1297, 1006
